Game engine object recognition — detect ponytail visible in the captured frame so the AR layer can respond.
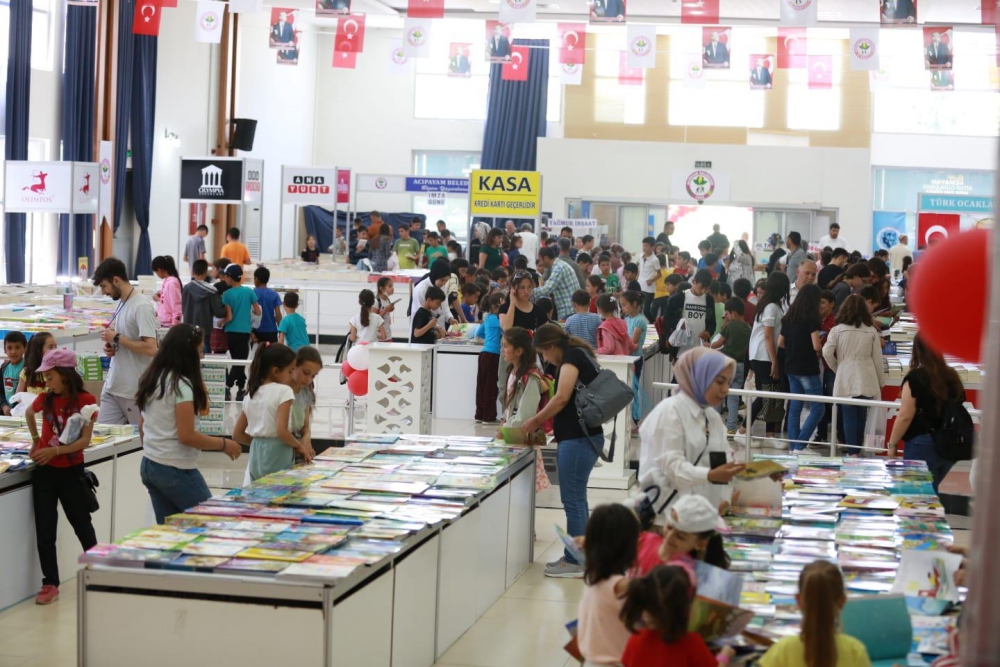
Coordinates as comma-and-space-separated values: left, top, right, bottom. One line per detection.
799, 561, 844, 667
533, 322, 596, 358
358, 289, 375, 328
247, 343, 296, 398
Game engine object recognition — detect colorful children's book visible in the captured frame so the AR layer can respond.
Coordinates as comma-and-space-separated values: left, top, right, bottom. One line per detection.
890, 549, 963, 615
737, 460, 789, 481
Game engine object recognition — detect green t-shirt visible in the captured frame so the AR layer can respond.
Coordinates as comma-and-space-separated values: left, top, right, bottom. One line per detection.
222, 286, 259, 334
719, 320, 751, 363
602, 273, 621, 293
479, 245, 503, 272
424, 245, 448, 265
278, 312, 310, 350
394, 238, 421, 270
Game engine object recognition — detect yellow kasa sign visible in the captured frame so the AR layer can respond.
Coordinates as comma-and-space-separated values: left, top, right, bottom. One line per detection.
470, 170, 542, 216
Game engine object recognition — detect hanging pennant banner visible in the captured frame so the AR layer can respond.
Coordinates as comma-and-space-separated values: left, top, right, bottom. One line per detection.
316, 0, 351, 15
448, 42, 472, 77
277, 43, 300, 65
618, 51, 643, 85
387, 40, 412, 74
269, 8, 298, 49
702, 27, 731, 69
626, 24, 656, 69
486, 21, 514, 62
849, 28, 880, 71
499, 0, 536, 24
870, 65, 892, 92
402, 18, 432, 58
336, 14, 366, 52
132, 0, 162, 36
558, 23, 586, 65
681, 0, 718, 25
808, 54, 832, 89
683, 55, 706, 88
779, 0, 817, 26
333, 47, 358, 69
407, 0, 444, 19
99, 141, 113, 229
923, 27, 952, 70
880, 0, 917, 25
589, 0, 625, 24
748, 54, 774, 90
559, 61, 582, 85
777, 27, 807, 69
930, 70, 954, 91
194, 1, 225, 44
983, 2, 998, 25
502, 45, 530, 81
229, 0, 262, 13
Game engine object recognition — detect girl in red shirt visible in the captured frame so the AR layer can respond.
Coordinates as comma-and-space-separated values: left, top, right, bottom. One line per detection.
26, 348, 98, 605
620, 565, 735, 667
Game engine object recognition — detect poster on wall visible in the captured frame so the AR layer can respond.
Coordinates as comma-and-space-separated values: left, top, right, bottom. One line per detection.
880, 0, 916, 24
930, 70, 954, 91
749, 54, 773, 89
702, 27, 731, 69
485, 21, 513, 62
589, 0, 625, 24
316, 0, 351, 15
448, 43, 472, 77
924, 27, 953, 70
872, 211, 906, 252
269, 8, 297, 49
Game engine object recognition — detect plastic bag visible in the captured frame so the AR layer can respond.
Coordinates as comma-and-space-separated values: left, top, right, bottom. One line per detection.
387, 252, 399, 272
9, 392, 38, 418
668, 320, 691, 349
59, 404, 100, 444
863, 405, 888, 453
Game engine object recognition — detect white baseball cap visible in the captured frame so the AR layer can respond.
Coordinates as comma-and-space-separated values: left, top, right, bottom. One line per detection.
667, 495, 729, 534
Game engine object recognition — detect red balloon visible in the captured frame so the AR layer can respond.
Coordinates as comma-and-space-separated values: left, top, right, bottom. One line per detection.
341, 360, 355, 377
909, 228, 989, 362
347, 370, 369, 396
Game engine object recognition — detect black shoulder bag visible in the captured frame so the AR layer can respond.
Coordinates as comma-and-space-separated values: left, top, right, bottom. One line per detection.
574, 352, 636, 463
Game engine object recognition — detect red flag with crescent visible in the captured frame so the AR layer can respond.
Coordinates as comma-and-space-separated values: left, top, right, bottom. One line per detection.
681, 0, 719, 24
336, 14, 366, 52
333, 47, 358, 69
133, 0, 163, 35
502, 45, 530, 81
808, 54, 832, 89
777, 27, 807, 69
558, 23, 586, 65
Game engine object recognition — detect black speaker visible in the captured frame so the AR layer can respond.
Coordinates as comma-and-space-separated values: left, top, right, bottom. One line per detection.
231, 118, 257, 151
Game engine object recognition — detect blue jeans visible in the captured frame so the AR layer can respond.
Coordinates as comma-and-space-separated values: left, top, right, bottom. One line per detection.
557, 435, 601, 564
841, 400, 870, 455
787, 373, 825, 450
904, 434, 954, 494
724, 362, 745, 431
140, 457, 212, 524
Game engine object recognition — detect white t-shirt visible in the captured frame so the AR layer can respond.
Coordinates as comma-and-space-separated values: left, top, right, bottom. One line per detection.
680, 290, 710, 351
141, 376, 199, 469
818, 235, 848, 250
349, 313, 384, 343
749, 302, 784, 362
638, 254, 659, 294
105, 290, 159, 399
243, 383, 295, 438
518, 231, 539, 270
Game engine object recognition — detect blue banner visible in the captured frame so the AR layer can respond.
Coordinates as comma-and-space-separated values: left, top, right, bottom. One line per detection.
872, 211, 906, 252
918, 193, 994, 213
404, 177, 469, 194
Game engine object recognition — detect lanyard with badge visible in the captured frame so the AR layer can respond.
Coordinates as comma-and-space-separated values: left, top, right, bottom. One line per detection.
106, 287, 133, 351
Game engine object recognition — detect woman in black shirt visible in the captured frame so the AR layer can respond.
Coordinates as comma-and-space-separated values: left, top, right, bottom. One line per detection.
522, 324, 602, 579
779, 283, 825, 452
887, 335, 965, 492
499, 271, 549, 332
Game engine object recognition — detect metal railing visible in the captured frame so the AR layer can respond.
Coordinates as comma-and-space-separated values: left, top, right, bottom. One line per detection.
652, 381, 982, 462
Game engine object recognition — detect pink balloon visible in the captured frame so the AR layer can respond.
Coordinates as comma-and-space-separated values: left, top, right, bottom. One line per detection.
347, 370, 369, 396
341, 360, 355, 377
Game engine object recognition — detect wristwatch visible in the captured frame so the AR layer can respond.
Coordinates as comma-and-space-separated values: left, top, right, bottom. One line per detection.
113, 334, 121, 344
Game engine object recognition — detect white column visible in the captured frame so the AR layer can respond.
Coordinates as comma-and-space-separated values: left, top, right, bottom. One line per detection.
588, 354, 638, 490
366, 342, 434, 434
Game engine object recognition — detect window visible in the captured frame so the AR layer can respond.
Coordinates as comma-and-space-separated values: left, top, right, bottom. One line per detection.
0, 0, 55, 71
412, 150, 481, 244
594, 39, 645, 125
873, 30, 999, 136
413, 19, 562, 123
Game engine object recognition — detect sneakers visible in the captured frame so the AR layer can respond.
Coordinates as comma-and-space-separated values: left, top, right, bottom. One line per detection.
35, 585, 59, 605
765, 438, 788, 451
544, 557, 584, 579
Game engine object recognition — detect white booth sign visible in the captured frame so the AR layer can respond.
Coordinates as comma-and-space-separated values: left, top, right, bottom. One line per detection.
356, 174, 407, 193
280, 166, 340, 206
3, 161, 101, 214
243, 159, 263, 205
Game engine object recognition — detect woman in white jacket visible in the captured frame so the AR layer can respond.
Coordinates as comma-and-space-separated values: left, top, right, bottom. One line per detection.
637, 348, 745, 525
822, 294, 886, 456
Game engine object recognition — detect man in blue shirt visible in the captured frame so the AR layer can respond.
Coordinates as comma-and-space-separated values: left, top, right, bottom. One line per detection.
252, 267, 283, 344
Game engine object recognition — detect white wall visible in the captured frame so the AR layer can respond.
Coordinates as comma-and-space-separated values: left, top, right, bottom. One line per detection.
537, 138, 874, 251
150, 0, 215, 263
871, 133, 998, 172
313, 29, 485, 214
234, 10, 318, 260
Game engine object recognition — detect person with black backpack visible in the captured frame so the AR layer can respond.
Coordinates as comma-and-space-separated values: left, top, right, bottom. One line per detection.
887, 335, 972, 493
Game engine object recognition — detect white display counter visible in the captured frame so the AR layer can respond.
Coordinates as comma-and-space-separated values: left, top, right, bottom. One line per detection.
77, 449, 537, 667
0, 435, 153, 611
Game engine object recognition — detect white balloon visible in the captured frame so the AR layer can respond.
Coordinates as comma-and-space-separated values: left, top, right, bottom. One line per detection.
346, 344, 370, 371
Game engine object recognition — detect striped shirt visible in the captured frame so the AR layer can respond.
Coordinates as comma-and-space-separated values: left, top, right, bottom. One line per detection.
564, 312, 602, 348
533, 259, 578, 320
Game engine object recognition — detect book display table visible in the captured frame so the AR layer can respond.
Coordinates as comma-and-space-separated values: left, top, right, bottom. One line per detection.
77, 436, 536, 667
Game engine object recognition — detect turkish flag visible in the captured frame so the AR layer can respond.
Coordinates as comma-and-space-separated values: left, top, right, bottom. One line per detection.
336, 14, 366, 52
333, 48, 358, 69
777, 27, 806, 69
681, 0, 719, 25
133, 0, 162, 35
558, 22, 586, 65
161, 0, 178, 7
618, 51, 643, 85
983, 2, 998, 25
502, 45, 529, 81
808, 54, 832, 89
407, 0, 444, 19
917, 213, 960, 249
